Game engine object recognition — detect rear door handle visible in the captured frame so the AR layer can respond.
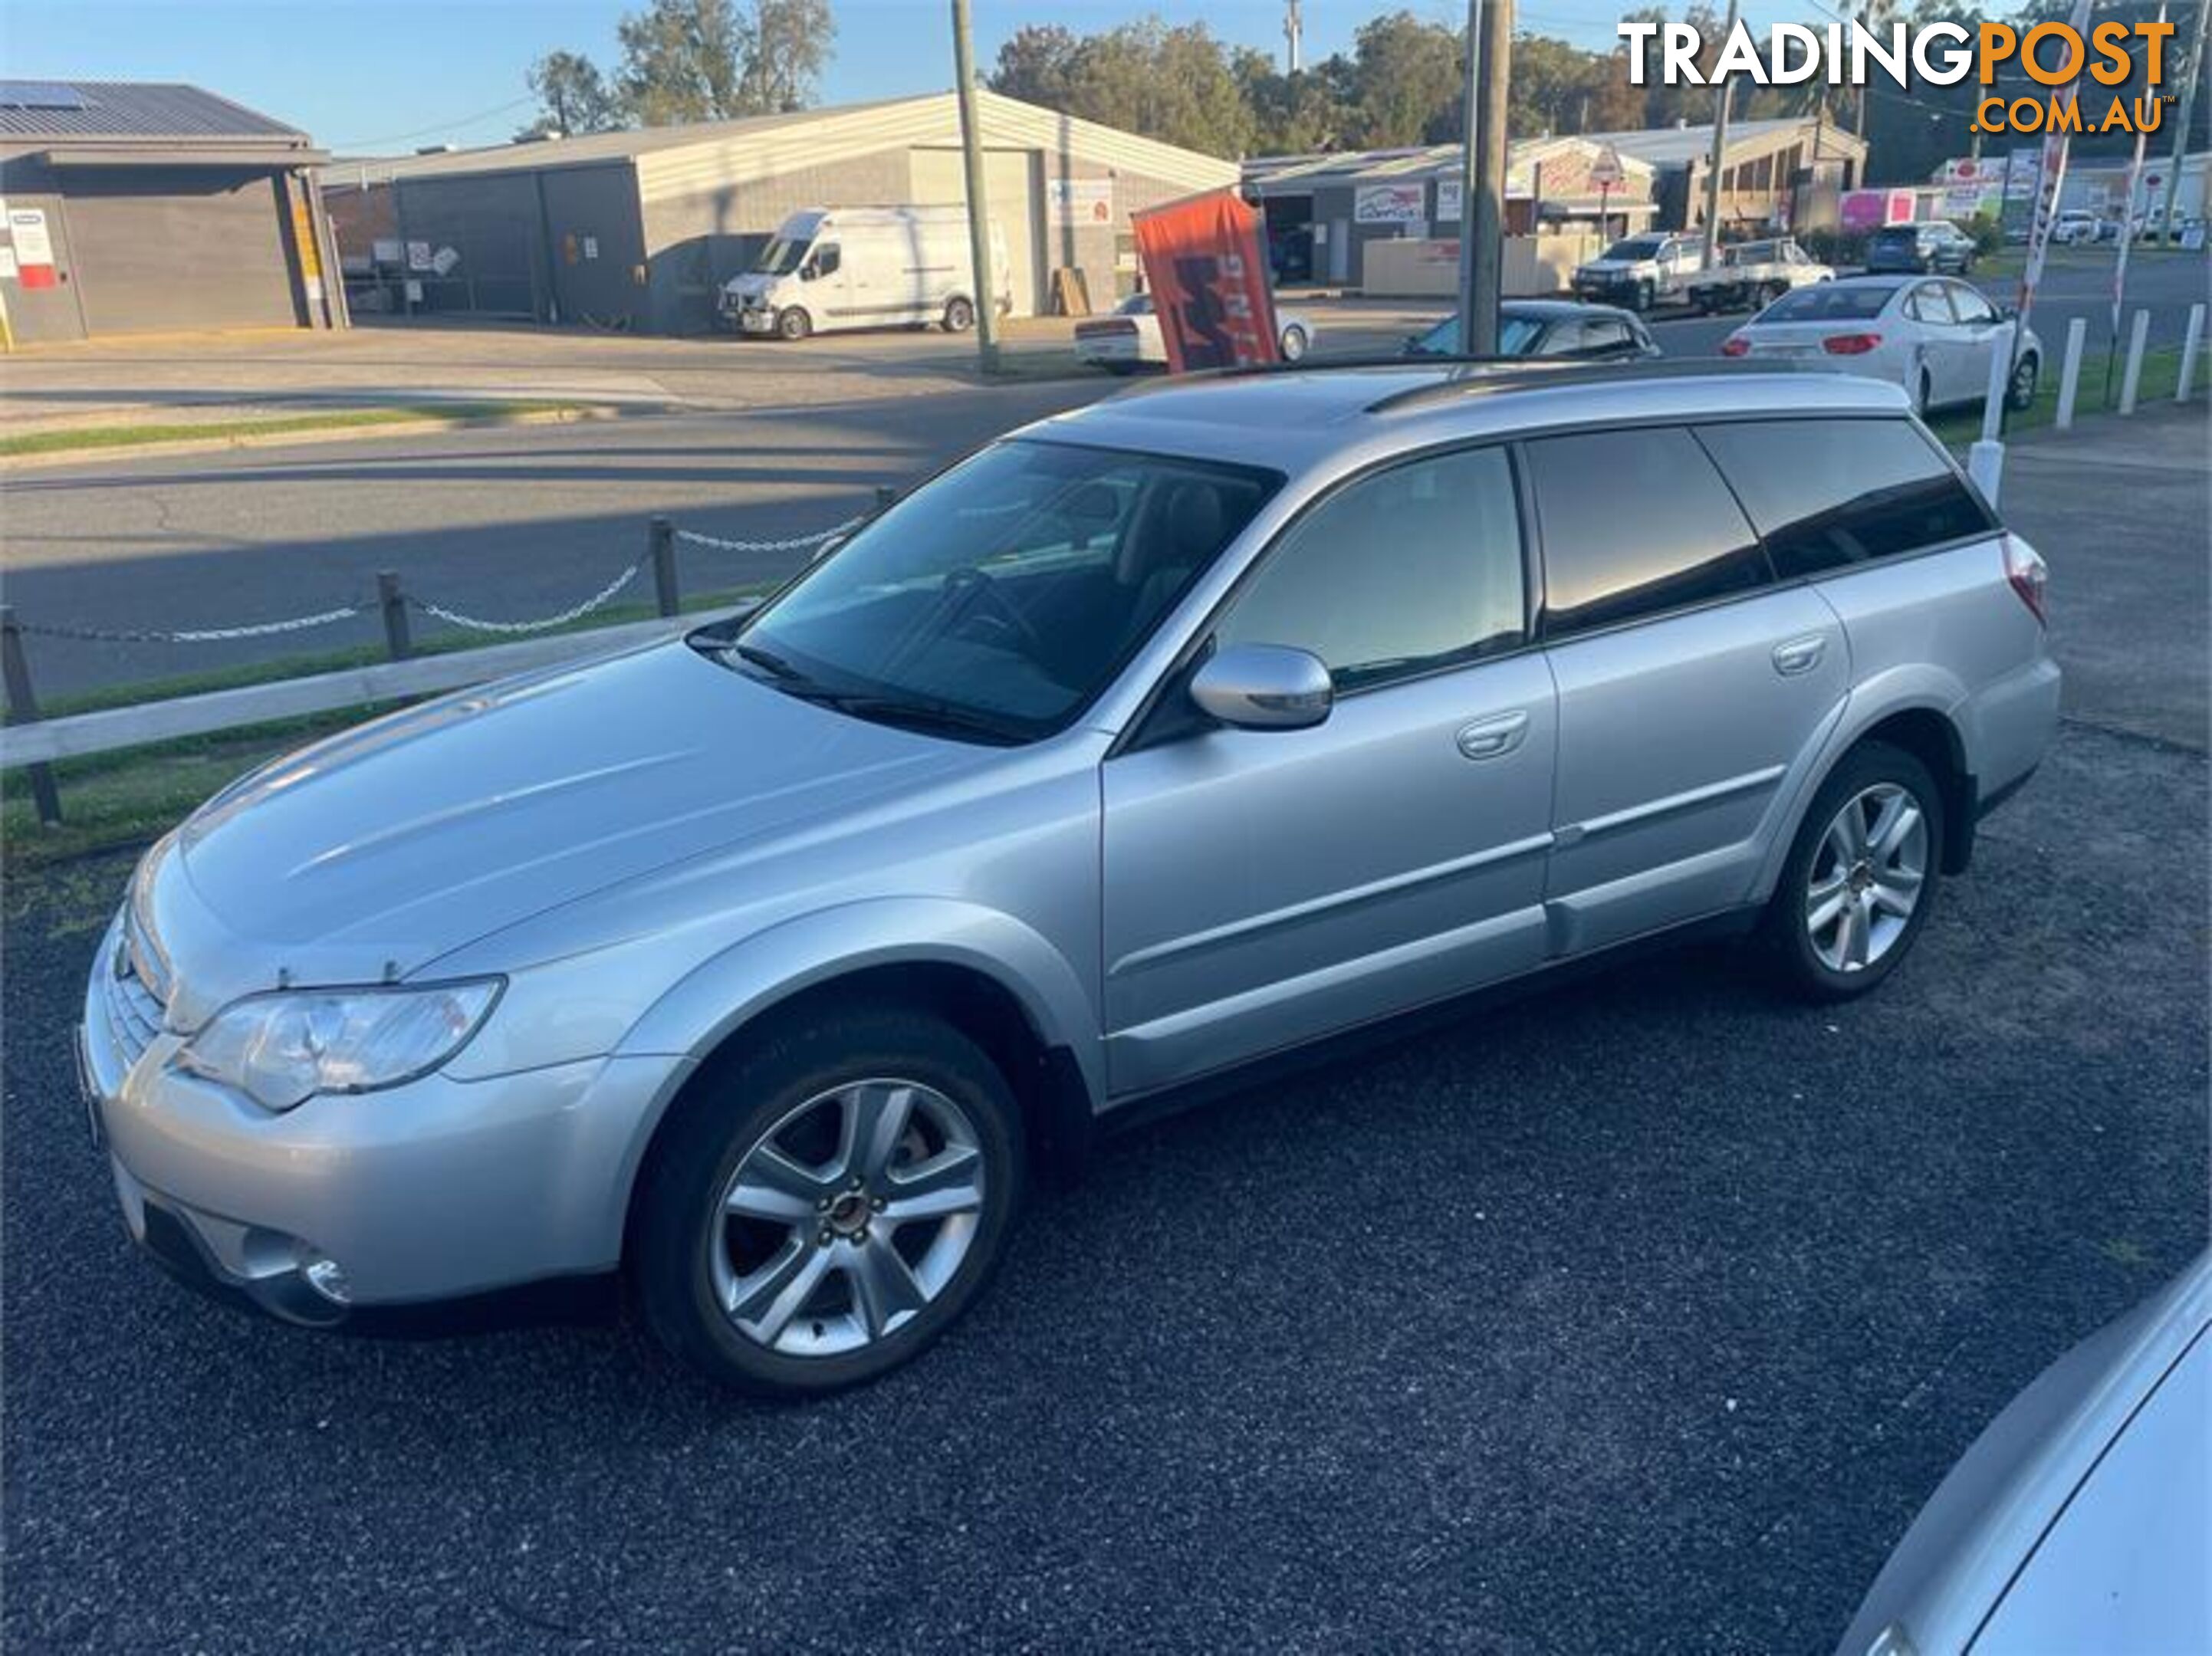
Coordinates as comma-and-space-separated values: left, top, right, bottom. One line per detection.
1772, 635, 1828, 677
1456, 709, 1530, 761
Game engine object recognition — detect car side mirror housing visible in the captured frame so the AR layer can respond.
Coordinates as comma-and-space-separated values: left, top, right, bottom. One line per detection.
1188, 644, 1333, 731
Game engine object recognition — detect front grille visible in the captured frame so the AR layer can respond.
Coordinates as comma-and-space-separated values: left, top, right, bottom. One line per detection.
101, 908, 172, 1067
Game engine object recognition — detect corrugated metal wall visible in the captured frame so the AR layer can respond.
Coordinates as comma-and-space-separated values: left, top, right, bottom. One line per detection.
64, 167, 298, 334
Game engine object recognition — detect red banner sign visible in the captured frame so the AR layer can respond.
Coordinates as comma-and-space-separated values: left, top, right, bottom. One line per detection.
1131, 189, 1279, 374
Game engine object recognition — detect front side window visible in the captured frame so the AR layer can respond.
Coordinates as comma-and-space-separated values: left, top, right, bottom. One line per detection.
1214, 446, 1525, 690
1945, 281, 1997, 325
728, 442, 1277, 741
809, 243, 840, 278
1527, 427, 1767, 638
1694, 418, 1994, 579
1905, 283, 1957, 324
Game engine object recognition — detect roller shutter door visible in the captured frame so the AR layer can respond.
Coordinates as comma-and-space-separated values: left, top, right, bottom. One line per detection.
64, 167, 298, 335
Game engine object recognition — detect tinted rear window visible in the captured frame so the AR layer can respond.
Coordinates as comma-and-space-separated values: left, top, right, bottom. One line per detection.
1527, 428, 1768, 637
1762, 284, 1893, 323
1695, 418, 1995, 579
1872, 226, 1918, 245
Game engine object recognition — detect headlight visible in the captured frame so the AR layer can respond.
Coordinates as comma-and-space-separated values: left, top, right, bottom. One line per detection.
175, 980, 501, 1112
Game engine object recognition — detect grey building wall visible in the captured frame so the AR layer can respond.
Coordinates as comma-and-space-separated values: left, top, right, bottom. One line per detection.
640, 150, 912, 334
0, 151, 318, 342
384, 170, 557, 319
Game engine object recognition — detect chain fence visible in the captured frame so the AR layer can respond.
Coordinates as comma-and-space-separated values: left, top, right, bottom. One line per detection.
2, 500, 886, 826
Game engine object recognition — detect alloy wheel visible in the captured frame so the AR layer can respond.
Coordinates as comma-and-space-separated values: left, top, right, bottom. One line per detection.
1804, 783, 1928, 973
709, 1078, 985, 1358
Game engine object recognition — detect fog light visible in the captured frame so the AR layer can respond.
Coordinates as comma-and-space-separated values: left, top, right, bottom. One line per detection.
300, 1250, 353, 1306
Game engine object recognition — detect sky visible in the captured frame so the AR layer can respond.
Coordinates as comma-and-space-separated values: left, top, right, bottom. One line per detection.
0, 0, 1691, 154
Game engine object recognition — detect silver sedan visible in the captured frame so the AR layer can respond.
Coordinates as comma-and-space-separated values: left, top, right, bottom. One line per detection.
1721, 275, 2043, 416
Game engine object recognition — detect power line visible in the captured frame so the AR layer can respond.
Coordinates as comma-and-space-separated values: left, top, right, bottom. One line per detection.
331, 94, 537, 152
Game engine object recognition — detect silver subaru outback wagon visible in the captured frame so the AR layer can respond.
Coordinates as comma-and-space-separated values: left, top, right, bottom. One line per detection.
80, 363, 2059, 1395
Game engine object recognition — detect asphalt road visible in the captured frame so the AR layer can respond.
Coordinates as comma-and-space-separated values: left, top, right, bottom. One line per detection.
4, 410, 2204, 1652
5, 245, 2201, 700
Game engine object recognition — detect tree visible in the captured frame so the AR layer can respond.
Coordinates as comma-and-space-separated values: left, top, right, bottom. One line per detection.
1344, 12, 1464, 147
1234, 48, 1345, 153
744, 0, 836, 112
524, 50, 626, 136
617, 0, 752, 125
991, 25, 1080, 109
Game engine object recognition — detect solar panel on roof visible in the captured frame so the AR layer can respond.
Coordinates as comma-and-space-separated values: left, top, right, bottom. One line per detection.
0, 81, 89, 110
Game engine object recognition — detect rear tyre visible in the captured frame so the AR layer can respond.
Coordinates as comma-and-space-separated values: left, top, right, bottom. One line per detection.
1279, 324, 1309, 362
2006, 353, 2039, 412
1761, 742, 1944, 1003
631, 1007, 1025, 1397
775, 307, 812, 342
942, 295, 976, 333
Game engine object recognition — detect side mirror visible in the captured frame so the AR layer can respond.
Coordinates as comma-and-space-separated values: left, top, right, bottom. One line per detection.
1189, 644, 1333, 731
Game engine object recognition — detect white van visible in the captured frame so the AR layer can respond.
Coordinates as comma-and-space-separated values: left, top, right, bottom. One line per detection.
718, 205, 1013, 340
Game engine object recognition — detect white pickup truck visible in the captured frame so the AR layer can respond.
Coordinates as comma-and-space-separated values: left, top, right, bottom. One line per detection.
1686, 237, 1834, 314
1571, 232, 1705, 312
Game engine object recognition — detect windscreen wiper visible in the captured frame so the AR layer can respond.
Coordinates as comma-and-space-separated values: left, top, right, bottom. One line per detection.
829, 695, 1026, 746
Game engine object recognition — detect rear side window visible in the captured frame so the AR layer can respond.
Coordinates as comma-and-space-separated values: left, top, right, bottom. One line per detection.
1527, 427, 1767, 638
1216, 445, 1524, 688
1695, 418, 1995, 578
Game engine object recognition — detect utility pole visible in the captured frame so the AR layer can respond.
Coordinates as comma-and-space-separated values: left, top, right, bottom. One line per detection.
1462, 0, 1513, 353
1454, 0, 1483, 346
1285, 0, 1304, 74
2156, 0, 2208, 242
951, 0, 1001, 372
1700, 0, 1740, 267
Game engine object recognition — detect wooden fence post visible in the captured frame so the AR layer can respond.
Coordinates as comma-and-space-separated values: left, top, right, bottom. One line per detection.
0, 606, 63, 825
650, 515, 679, 616
376, 571, 412, 660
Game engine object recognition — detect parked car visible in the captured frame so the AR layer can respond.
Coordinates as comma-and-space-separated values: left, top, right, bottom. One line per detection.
82, 361, 2058, 1397
1688, 237, 1834, 313
1073, 291, 1314, 373
2049, 209, 2106, 246
1836, 1253, 2210, 1656
1721, 275, 2043, 414
1400, 298, 1660, 360
1571, 232, 1706, 310
718, 205, 1011, 340
1865, 220, 1980, 275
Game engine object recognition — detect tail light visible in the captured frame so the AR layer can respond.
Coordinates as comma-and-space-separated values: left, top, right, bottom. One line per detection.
1720, 336, 1750, 357
1823, 332, 1883, 356
2004, 534, 2049, 625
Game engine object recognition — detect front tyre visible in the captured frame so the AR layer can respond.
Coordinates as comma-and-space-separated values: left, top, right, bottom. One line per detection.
632, 1007, 1025, 1397
1762, 742, 1943, 1002
942, 295, 976, 333
1278, 323, 1309, 362
775, 306, 813, 341
2006, 352, 2039, 411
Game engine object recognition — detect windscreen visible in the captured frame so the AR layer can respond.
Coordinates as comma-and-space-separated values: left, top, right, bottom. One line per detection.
753, 236, 809, 275
724, 442, 1280, 742
1602, 236, 1665, 260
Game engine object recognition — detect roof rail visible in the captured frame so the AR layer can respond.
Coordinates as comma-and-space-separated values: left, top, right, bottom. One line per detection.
1362, 356, 1840, 415
1103, 351, 1551, 399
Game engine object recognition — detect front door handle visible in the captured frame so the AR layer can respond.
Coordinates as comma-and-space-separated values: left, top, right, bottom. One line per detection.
1772, 635, 1828, 677
1456, 709, 1530, 761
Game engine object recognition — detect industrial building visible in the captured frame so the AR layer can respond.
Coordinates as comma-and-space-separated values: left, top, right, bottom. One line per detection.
1249, 115, 1867, 292
0, 79, 338, 345
320, 90, 1239, 334
1246, 135, 1661, 288
1586, 115, 1867, 236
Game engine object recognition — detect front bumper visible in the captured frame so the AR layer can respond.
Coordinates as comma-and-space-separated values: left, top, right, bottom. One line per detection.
81, 914, 686, 1326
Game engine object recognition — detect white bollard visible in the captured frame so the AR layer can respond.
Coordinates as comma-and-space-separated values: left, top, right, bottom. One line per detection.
2056, 317, 2088, 430
2178, 302, 2205, 402
1967, 439, 2005, 504
1980, 320, 2015, 443
2118, 309, 2151, 414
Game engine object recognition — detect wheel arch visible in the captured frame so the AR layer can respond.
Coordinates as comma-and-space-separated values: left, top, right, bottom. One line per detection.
613, 902, 1101, 1248
1756, 688, 1978, 902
